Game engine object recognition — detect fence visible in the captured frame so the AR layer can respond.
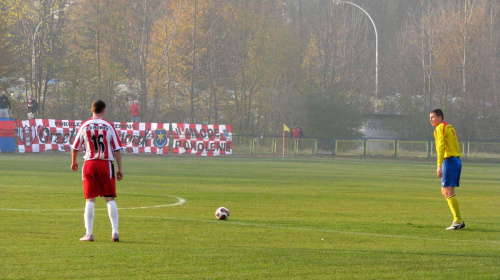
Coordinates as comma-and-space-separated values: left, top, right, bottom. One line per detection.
231, 135, 500, 159
6, 129, 500, 159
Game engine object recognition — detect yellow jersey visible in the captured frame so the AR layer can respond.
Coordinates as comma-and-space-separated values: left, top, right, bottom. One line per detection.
434, 122, 461, 167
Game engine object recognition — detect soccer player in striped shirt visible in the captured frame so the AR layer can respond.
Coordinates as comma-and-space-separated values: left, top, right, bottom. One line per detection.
71, 100, 124, 241
429, 109, 465, 230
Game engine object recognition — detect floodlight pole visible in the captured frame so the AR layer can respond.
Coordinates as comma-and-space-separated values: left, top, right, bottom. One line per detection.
334, 0, 378, 113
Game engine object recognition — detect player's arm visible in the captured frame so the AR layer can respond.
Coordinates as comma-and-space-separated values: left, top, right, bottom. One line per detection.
71, 149, 79, 171
435, 126, 445, 178
436, 127, 445, 167
114, 150, 123, 181
71, 126, 84, 172
110, 125, 123, 181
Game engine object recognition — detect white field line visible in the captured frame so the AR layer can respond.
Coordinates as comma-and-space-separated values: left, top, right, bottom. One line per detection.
3, 197, 499, 245
0, 195, 186, 212
128, 215, 500, 245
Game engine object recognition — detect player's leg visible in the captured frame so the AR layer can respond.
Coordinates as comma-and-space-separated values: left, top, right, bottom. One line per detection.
80, 197, 96, 241
104, 161, 119, 241
442, 187, 462, 222
80, 161, 100, 241
442, 158, 464, 230
105, 197, 119, 242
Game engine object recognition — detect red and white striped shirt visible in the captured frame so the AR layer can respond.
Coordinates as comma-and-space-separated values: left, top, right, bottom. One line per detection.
72, 118, 122, 161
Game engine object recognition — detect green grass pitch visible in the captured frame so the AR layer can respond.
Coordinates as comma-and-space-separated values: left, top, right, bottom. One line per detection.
0, 153, 498, 279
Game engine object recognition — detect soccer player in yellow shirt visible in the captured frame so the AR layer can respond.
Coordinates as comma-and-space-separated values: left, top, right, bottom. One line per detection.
429, 109, 465, 230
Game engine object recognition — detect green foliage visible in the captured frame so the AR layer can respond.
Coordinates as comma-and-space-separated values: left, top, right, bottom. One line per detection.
0, 154, 499, 279
304, 86, 363, 138
0, 9, 14, 84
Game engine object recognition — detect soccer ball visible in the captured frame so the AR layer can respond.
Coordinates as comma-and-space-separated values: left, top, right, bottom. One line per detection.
215, 207, 230, 220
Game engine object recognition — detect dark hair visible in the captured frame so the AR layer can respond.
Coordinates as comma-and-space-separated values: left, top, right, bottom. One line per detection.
92, 100, 106, 114
430, 108, 443, 119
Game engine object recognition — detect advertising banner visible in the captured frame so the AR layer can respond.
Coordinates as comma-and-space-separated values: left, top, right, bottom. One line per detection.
16, 119, 170, 154
0, 118, 16, 152
15, 119, 231, 156
171, 123, 232, 156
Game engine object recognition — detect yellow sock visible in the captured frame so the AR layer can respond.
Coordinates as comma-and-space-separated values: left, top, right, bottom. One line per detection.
447, 195, 462, 223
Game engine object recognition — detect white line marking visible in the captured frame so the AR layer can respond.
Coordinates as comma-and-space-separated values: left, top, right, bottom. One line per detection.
118, 196, 186, 210
0, 195, 186, 212
128, 216, 500, 245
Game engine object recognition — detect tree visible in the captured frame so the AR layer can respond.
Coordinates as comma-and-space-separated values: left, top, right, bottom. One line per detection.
60, 0, 130, 120
29, 0, 67, 115
124, 0, 167, 122
0, 9, 14, 82
147, 0, 185, 122
301, 0, 369, 137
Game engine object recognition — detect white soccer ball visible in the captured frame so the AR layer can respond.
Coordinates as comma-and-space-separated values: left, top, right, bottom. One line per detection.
215, 207, 230, 220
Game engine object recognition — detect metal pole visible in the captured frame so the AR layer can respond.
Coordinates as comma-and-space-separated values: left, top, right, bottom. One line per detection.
334, 1, 378, 113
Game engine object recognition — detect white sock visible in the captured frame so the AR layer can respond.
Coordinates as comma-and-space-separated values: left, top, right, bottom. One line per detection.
84, 201, 95, 236
107, 200, 119, 234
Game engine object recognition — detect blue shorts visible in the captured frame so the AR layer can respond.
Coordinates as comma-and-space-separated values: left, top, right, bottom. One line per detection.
442, 157, 461, 187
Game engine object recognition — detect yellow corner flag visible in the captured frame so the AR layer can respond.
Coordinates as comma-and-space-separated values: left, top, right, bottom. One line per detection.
283, 124, 290, 132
